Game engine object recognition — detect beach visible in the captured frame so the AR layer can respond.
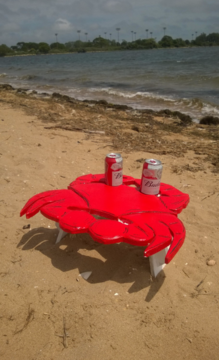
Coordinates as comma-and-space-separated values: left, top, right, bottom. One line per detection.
0, 85, 219, 359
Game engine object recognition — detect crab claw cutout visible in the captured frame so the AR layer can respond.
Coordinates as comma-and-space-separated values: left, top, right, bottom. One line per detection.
20, 189, 88, 220
20, 173, 189, 264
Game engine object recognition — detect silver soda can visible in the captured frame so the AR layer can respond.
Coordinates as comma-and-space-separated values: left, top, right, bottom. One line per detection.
105, 153, 123, 186
140, 159, 163, 195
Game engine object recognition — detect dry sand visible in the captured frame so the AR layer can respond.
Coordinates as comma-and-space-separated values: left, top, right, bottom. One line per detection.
0, 87, 219, 360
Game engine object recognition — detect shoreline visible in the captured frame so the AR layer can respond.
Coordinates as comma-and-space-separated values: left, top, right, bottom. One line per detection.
1, 82, 219, 126
1, 76, 218, 123
4, 45, 219, 58
0, 83, 207, 125
0, 83, 218, 173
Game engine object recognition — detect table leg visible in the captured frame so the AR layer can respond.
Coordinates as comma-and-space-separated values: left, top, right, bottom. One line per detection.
55, 222, 68, 244
149, 246, 170, 277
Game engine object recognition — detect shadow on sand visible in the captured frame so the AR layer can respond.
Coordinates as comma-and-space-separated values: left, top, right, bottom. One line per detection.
18, 226, 165, 302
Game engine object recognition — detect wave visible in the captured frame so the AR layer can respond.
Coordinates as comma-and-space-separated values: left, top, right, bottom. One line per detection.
74, 87, 219, 120
86, 87, 184, 105
20, 74, 40, 80
0, 73, 7, 77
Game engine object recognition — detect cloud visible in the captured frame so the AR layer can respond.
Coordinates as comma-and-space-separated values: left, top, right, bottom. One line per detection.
0, 12, 8, 23
160, 0, 219, 14
0, 3, 16, 15
0, 0, 218, 45
55, 18, 73, 31
17, 7, 41, 17
143, 15, 166, 22
101, 0, 132, 14
55, 0, 96, 17
3, 23, 20, 32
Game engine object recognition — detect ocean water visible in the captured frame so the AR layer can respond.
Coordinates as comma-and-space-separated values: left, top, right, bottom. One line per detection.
0, 47, 219, 122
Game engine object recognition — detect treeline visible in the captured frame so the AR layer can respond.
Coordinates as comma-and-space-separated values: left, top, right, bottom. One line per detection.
0, 32, 219, 56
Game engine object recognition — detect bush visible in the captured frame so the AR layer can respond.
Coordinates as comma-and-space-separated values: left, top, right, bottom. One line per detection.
200, 116, 219, 125
0, 44, 11, 56
38, 42, 50, 54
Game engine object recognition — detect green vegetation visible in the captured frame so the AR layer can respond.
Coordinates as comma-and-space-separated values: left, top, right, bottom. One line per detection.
1, 32, 219, 57
0, 44, 13, 57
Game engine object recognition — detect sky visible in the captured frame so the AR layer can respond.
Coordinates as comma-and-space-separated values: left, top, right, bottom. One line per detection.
0, 0, 218, 46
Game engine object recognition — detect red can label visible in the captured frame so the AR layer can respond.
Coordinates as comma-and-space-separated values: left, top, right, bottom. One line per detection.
140, 159, 162, 195
105, 153, 123, 186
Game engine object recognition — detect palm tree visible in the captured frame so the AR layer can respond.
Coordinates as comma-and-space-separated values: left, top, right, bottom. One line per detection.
145, 29, 149, 39
163, 27, 166, 36
85, 32, 88, 41
116, 28, 121, 43
131, 30, 134, 41
109, 33, 112, 40
104, 32, 107, 39
150, 31, 153, 38
195, 31, 198, 39
55, 33, 58, 43
77, 30, 81, 40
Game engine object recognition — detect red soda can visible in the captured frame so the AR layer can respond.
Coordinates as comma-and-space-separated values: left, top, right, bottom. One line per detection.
140, 159, 163, 195
105, 153, 123, 186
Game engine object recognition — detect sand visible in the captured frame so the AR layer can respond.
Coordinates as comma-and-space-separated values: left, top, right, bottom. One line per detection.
0, 86, 219, 360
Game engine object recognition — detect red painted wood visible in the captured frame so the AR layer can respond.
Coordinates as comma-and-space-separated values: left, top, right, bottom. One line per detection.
21, 189, 88, 219
68, 174, 140, 188
71, 182, 170, 218
124, 213, 172, 253
122, 222, 152, 246
89, 219, 126, 244
20, 173, 189, 263
59, 210, 96, 233
159, 183, 190, 214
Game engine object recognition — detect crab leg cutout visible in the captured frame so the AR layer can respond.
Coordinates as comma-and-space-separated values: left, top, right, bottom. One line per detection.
89, 220, 126, 244
59, 210, 96, 233
20, 190, 64, 217
88, 219, 152, 245
143, 213, 185, 264
163, 216, 186, 264
123, 213, 173, 256
20, 190, 88, 219
159, 183, 190, 214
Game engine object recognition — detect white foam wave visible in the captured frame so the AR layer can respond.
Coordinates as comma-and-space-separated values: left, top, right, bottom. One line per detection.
202, 104, 219, 116
0, 73, 7, 77
65, 86, 219, 120
88, 87, 175, 103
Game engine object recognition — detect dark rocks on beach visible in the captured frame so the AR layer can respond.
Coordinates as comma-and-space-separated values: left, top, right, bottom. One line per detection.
52, 92, 67, 100
52, 92, 76, 104
0, 84, 14, 91
158, 109, 192, 125
112, 104, 131, 110
131, 125, 140, 132
96, 100, 108, 105
82, 99, 131, 111
200, 116, 219, 125
16, 88, 30, 94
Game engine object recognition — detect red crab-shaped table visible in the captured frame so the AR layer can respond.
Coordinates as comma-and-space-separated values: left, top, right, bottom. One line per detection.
20, 174, 189, 277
